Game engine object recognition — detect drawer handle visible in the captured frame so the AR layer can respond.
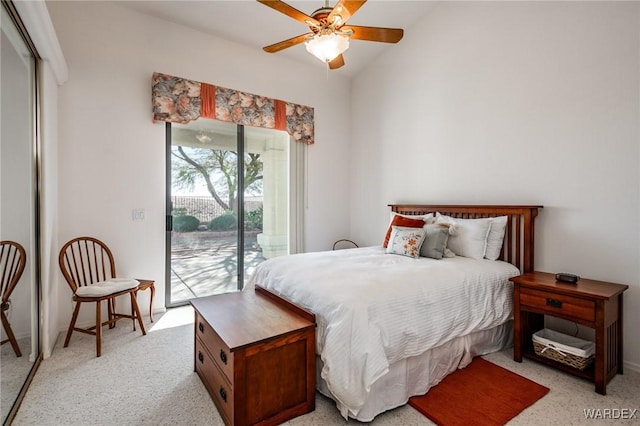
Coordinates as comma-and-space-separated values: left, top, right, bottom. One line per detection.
198, 351, 204, 364
198, 322, 204, 333
219, 386, 227, 403
546, 298, 563, 308
219, 349, 228, 365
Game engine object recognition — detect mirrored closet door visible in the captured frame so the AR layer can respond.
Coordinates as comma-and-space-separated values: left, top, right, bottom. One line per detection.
1, 1, 41, 424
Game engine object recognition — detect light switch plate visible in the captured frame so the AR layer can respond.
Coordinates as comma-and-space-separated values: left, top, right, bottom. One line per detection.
132, 209, 145, 221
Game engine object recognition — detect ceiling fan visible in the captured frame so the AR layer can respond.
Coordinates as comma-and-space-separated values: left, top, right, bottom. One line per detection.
257, 0, 404, 70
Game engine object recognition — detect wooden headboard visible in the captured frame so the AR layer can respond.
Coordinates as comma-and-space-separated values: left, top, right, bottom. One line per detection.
390, 204, 542, 273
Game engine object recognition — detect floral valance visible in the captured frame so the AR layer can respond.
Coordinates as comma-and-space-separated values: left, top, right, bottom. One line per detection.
152, 72, 314, 145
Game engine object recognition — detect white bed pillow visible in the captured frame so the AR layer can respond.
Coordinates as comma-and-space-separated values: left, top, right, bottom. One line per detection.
386, 226, 427, 258
485, 216, 508, 261
435, 214, 492, 260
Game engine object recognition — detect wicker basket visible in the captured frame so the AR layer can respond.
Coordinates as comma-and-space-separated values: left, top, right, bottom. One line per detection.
532, 329, 595, 371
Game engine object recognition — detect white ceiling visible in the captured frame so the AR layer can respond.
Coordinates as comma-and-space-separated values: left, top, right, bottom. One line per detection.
120, 0, 436, 77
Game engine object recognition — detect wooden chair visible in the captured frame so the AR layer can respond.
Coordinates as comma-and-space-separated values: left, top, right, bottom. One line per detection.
1, 241, 26, 357
59, 237, 146, 357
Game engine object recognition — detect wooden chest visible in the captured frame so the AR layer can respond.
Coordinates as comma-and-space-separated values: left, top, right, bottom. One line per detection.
191, 287, 316, 425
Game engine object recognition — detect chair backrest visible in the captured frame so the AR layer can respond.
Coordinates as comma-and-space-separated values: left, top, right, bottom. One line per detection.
332, 239, 359, 250
59, 237, 116, 293
1, 241, 26, 304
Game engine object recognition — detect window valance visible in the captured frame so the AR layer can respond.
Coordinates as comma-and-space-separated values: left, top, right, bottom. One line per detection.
152, 72, 314, 145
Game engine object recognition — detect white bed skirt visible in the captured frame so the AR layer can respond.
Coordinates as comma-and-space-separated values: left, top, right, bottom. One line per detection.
317, 321, 513, 422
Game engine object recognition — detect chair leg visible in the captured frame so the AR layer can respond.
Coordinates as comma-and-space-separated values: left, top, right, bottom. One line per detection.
130, 292, 146, 335
1, 311, 22, 357
149, 284, 155, 323
96, 300, 102, 357
132, 291, 137, 331
64, 301, 82, 348
108, 298, 114, 329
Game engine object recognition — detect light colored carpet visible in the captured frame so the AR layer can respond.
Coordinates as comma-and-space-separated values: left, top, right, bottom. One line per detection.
11, 307, 640, 425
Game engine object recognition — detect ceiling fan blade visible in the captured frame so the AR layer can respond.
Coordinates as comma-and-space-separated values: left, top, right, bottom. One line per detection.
263, 33, 312, 53
327, 0, 366, 27
328, 54, 345, 70
257, 0, 321, 27
342, 25, 404, 43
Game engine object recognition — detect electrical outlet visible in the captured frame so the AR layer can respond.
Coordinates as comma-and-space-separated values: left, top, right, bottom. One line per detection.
132, 209, 145, 221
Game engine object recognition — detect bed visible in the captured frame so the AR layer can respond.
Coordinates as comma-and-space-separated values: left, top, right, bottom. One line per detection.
245, 204, 542, 421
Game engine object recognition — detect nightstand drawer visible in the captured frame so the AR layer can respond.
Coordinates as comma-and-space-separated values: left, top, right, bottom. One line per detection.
520, 288, 595, 323
195, 312, 234, 384
196, 337, 234, 424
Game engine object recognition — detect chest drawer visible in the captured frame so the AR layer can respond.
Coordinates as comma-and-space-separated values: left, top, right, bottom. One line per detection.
195, 311, 234, 383
196, 337, 234, 424
519, 287, 595, 323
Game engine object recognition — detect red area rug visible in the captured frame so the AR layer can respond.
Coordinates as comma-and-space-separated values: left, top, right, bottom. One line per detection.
408, 357, 549, 426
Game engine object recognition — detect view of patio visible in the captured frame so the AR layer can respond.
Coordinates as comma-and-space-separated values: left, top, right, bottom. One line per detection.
169, 119, 291, 306
170, 230, 265, 304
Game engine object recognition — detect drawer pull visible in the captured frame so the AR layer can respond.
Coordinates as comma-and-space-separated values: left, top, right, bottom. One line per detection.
546, 298, 563, 308
219, 349, 228, 364
198, 351, 204, 364
198, 322, 204, 333
219, 386, 227, 402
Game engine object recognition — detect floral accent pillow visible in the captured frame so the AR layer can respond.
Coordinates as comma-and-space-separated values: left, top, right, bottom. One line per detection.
383, 215, 425, 248
385, 226, 427, 258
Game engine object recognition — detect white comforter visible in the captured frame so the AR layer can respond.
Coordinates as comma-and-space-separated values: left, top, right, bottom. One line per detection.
245, 246, 519, 418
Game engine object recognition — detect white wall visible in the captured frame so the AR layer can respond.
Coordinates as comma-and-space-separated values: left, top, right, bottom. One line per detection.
351, 2, 640, 369
40, 61, 61, 358
46, 2, 351, 330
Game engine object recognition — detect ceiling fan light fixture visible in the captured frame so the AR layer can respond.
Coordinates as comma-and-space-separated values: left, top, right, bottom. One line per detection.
305, 33, 349, 63
196, 133, 212, 143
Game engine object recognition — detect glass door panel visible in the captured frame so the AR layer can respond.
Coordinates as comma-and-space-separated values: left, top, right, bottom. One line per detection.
0, 4, 38, 423
167, 121, 293, 307
169, 120, 239, 306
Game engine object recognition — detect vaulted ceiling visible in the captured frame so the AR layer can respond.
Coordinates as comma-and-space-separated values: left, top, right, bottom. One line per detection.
120, 1, 436, 77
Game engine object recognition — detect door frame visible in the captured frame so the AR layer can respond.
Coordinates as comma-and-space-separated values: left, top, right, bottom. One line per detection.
164, 121, 305, 308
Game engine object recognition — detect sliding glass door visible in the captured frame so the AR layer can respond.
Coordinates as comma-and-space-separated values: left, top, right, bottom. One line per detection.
166, 120, 295, 307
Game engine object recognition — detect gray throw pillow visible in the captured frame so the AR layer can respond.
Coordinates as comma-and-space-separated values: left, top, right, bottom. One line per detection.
420, 224, 450, 259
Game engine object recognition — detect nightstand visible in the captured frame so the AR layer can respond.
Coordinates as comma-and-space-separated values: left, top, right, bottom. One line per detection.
512, 271, 628, 395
